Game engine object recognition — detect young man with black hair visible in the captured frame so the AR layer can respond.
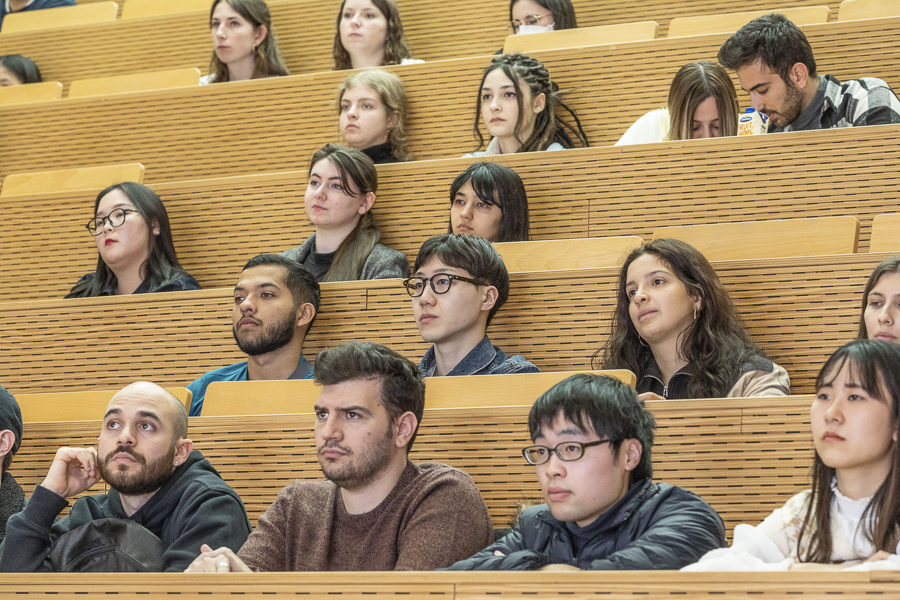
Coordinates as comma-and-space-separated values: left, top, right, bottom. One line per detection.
187, 254, 320, 415
186, 341, 493, 572
719, 13, 900, 132
0, 385, 23, 544
405, 234, 539, 377
445, 374, 725, 571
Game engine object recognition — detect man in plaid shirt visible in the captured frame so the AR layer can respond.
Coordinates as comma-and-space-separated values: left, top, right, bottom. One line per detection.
718, 13, 900, 133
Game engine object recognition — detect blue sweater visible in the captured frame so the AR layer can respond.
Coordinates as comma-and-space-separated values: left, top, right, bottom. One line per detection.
0, 0, 76, 28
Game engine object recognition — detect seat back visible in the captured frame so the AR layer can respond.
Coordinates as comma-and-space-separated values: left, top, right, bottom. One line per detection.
503, 21, 658, 53
494, 237, 643, 272
667, 6, 831, 37
0, 163, 145, 197
839, 0, 900, 20
121, 0, 210, 20
16, 388, 192, 422
1, 2, 119, 34
869, 214, 900, 253
68, 68, 202, 98
0, 81, 62, 105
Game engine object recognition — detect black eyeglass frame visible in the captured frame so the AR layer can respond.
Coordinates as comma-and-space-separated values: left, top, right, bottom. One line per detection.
521, 439, 612, 465
86, 208, 139, 236
402, 274, 487, 297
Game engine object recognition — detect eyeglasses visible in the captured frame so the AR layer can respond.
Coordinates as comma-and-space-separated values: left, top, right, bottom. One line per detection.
509, 13, 552, 33
402, 274, 485, 297
522, 440, 611, 465
86, 208, 138, 236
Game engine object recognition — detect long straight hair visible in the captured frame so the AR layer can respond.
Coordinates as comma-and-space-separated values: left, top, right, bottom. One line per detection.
447, 162, 530, 242
308, 144, 382, 283
472, 53, 588, 154
666, 61, 739, 141
798, 340, 900, 562
857, 255, 900, 339
592, 239, 764, 398
208, 0, 289, 82
66, 183, 189, 298
332, 0, 413, 70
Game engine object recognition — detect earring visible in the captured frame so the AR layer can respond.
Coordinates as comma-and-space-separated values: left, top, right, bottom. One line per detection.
694, 308, 699, 321
638, 336, 649, 347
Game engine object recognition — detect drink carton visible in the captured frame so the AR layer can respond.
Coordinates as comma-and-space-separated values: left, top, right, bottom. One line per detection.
738, 108, 769, 136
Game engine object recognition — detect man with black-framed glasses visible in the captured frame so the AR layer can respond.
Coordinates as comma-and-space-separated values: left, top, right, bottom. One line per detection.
404, 234, 538, 377
444, 374, 725, 571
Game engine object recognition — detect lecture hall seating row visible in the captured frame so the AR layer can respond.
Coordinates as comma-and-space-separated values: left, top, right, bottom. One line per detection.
1, 15, 897, 180
0, 252, 886, 396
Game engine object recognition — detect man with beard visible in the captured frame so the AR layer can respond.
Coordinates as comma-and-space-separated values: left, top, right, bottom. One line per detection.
0, 382, 251, 572
185, 341, 494, 572
187, 254, 320, 415
719, 13, 900, 132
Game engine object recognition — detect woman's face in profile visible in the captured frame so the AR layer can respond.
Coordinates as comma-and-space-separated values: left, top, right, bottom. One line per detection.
340, 0, 388, 61
94, 189, 156, 272
865, 272, 900, 344
340, 83, 397, 151
0, 66, 22, 87
210, 2, 264, 67
692, 96, 721, 139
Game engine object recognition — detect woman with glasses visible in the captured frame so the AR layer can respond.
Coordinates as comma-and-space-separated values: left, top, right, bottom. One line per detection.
202, 0, 289, 85
333, 0, 423, 70
466, 53, 588, 157
509, 0, 577, 36
593, 239, 790, 400
280, 143, 408, 283
686, 339, 900, 569
448, 162, 529, 242
66, 183, 200, 298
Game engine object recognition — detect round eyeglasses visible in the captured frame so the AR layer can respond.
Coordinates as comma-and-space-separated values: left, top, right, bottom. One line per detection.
402, 274, 486, 297
522, 440, 611, 465
509, 13, 552, 33
86, 208, 138, 236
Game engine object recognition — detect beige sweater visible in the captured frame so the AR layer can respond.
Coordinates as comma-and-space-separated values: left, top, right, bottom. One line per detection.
238, 461, 494, 571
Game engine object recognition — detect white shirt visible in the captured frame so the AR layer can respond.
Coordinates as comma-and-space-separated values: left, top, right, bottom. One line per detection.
614, 108, 670, 146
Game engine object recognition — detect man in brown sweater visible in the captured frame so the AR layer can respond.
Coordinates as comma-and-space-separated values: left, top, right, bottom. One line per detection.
185, 341, 494, 572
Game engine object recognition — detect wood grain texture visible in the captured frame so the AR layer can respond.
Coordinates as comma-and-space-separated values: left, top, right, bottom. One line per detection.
667, 6, 831, 37
503, 21, 659, 54
0, 163, 144, 196
16, 387, 191, 422
869, 214, 900, 253
0, 1, 118, 33
839, 0, 900, 20
0, 81, 61, 105
67, 67, 202, 98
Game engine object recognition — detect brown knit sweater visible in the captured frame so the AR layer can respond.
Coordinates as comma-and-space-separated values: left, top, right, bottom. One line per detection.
238, 461, 494, 571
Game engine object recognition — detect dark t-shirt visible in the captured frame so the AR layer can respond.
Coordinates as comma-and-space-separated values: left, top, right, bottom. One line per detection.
302, 248, 335, 282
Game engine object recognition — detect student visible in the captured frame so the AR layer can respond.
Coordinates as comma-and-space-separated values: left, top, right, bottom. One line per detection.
466, 53, 588, 157
718, 14, 900, 132
616, 61, 739, 146
0, 0, 74, 28
66, 183, 201, 298
509, 0, 577, 35
0, 55, 41, 86
185, 341, 493, 572
445, 373, 726, 570
593, 239, 790, 400
202, 0, 289, 85
686, 339, 900, 569
332, 0, 423, 70
280, 144, 408, 282
337, 69, 411, 164
858, 255, 900, 344
405, 234, 539, 376
187, 255, 319, 416
0, 386, 23, 544
448, 162, 529, 242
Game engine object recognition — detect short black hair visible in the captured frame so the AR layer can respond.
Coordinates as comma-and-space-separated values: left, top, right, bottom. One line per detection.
242, 254, 321, 313
314, 341, 425, 451
718, 13, 816, 82
413, 234, 510, 326
0, 54, 42, 84
528, 374, 656, 484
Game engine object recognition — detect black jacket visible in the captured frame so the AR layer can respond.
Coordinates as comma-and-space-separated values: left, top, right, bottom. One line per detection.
0, 450, 251, 572
444, 479, 725, 570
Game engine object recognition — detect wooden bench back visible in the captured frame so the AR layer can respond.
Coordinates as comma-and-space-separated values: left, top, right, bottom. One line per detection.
120, 0, 209, 20
869, 214, 900, 253
0, 253, 883, 397
839, 0, 900, 19
67, 67, 202, 98
494, 237, 644, 272
201, 371, 638, 416
667, 5, 831, 37
0, 2, 118, 34
502, 21, 659, 54
1, 17, 897, 179
16, 388, 192, 422
14, 396, 815, 537
0, 163, 144, 197
652, 216, 860, 261
0, 81, 61, 105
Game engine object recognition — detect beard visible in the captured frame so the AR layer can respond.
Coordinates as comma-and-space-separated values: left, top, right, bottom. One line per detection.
233, 309, 297, 357
98, 445, 177, 496
318, 422, 394, 491
771, 81, 806, 128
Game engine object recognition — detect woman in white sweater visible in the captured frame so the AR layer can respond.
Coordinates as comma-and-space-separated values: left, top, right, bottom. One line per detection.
687, 339, 900, 570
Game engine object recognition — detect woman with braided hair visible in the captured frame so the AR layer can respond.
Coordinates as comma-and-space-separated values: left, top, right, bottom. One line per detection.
466, 53, 588, 156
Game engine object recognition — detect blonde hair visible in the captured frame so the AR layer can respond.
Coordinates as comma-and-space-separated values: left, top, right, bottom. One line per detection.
208, 0, 289, 83
666, 61, 738, 141
333, 0, 413, 70
337, 69, 411, 162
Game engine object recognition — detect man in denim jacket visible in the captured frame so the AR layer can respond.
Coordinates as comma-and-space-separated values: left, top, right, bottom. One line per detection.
404, 234, 539, 377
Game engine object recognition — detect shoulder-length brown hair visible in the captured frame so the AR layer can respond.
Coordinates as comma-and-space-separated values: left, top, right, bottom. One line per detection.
666, 61, 738, 141
592, 238, 764, 398
208, 0, 289, 83
332, 0, 413, 70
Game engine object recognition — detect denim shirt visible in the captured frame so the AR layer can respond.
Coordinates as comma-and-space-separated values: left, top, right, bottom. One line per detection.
418, 335, 540, 377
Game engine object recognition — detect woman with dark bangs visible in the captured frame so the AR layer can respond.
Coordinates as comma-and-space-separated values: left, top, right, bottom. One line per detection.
448, 162, 529, 243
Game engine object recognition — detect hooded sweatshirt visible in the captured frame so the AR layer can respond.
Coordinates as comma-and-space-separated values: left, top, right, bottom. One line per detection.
0, 450, 251, 572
